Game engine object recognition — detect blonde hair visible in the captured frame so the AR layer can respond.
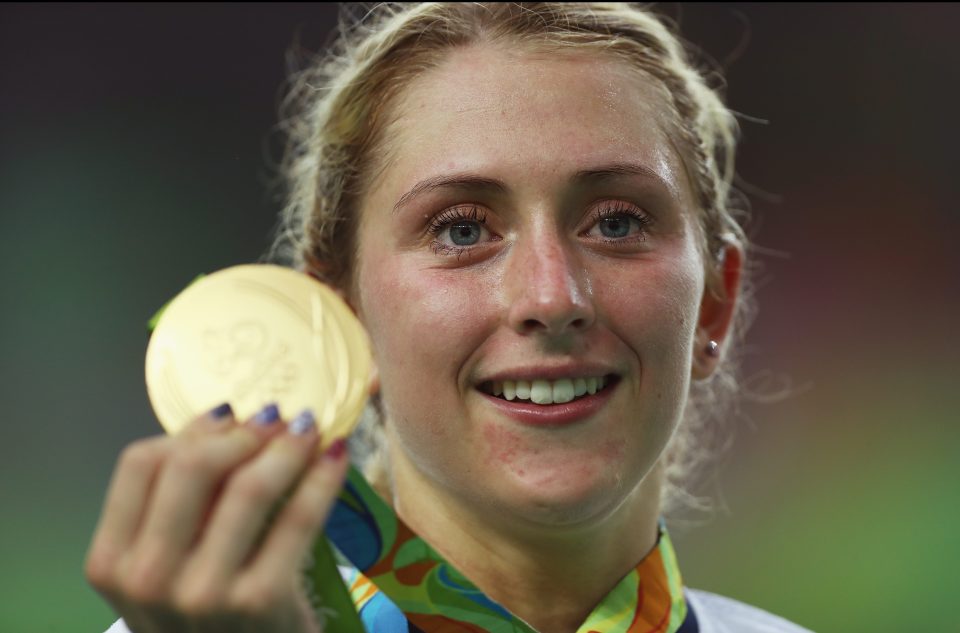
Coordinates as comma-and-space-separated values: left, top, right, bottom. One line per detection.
267, 2, 753, 519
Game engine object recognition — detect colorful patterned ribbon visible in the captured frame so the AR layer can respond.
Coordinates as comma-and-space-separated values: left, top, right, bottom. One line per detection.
326, 466, 698, 633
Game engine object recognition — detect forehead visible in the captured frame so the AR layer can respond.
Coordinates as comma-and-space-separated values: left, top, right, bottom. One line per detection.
372, 42, 690, 204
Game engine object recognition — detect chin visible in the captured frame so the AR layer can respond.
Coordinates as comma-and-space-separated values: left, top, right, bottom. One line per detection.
494, 462, 636, 529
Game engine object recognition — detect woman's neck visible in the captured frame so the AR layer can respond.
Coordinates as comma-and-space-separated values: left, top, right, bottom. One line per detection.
388, 450, 665, 633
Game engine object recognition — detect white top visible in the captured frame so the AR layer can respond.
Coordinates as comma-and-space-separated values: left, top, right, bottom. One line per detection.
686, 588, 814, 633
106, 588, 814, 632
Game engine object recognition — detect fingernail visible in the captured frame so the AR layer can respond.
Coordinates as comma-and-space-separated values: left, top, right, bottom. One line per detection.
253, 403, 280, 425
208, 402, 233, 420
323, 438, 347, 460
289, 409, 316, 435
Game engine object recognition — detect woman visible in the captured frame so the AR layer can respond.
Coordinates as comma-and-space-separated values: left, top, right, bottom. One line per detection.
87, 3, 812, 632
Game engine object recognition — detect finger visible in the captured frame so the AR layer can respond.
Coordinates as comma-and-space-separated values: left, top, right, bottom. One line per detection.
182, 409, 321, 592
190, 404, 288, 529
241, 435, 349, 587
126, 425, 263, 592
242, 402, 290, 441
176, 402, 237, 439
87, 436, 182, 633
87, 435, 174, 581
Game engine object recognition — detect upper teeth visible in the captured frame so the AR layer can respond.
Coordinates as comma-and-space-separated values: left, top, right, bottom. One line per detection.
489, 376, 607, 405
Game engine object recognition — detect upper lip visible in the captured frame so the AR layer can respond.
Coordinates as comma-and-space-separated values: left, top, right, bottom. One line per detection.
474, 363, 621, 385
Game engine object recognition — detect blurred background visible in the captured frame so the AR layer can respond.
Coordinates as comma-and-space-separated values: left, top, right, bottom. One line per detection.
1, 3, 957, 631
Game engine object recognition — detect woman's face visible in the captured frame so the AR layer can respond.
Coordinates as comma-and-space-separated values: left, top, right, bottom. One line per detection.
353, 44, 707, 527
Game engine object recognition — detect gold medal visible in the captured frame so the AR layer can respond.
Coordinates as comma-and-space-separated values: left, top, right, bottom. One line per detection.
145, 264, 372, 444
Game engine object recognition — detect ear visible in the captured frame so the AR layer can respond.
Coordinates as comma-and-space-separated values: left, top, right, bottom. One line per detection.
332, 282, 381, 398
302, 266, 381, 397
367, 363, 381, 397
691, 243, 743, 380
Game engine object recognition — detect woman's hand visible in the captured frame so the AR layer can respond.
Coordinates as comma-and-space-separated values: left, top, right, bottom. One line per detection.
84, 404, 349, 633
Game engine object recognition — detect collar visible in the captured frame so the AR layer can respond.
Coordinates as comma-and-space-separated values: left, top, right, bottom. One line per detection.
326, 465, 694, 633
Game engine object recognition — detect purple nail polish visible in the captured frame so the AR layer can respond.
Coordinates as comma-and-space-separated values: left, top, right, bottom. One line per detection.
253, 403, 280, 425
289, 409, 316, 435
209, 402, 233, 420
323, 438, 347, 459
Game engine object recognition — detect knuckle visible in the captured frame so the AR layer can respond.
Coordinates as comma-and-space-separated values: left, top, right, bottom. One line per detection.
118, 438, 165, 473
230, 579, 286, 617
84, 547, 116, 590
229, 471, 278, 505
169, 444, 219, 477
173, 580, 225, 617
120, 545, 171, 605
282, 499, 321, 533
120, 570, 167, 606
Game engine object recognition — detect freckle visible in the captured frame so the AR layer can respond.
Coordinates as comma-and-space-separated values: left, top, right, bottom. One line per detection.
601, 439, 624, 461
483, 422, 522, 464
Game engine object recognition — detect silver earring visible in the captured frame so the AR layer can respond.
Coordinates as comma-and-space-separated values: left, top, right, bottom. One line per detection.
706, 340, 720, 357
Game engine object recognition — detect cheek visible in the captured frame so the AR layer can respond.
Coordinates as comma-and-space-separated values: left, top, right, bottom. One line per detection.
355, 244, 497, 418
592, 248, 703, 418
596, 259, 700, 351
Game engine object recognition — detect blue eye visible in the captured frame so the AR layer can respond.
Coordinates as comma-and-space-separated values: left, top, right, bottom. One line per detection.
598, 215, 632, 238
587, 202, 652, 242
427, 205, 495, 257
448, 221, 482, 245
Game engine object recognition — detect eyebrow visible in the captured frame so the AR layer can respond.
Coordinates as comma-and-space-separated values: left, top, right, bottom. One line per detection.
392, 161, 677, 214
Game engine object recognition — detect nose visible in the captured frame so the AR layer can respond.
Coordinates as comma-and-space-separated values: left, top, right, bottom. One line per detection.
505, 229, 595, 336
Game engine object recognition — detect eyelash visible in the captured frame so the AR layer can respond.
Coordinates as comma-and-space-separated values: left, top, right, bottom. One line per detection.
427, 205, 489, 258
588, 201, 654, 243
427, 204, 487, 236
425, 201, 652, 258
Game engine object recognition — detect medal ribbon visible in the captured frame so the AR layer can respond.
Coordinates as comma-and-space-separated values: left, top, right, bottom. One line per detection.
326, 466, 698, 633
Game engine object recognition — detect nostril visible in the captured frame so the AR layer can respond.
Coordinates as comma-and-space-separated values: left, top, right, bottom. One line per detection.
521, 316, 588, 334
522, 319, 542, 332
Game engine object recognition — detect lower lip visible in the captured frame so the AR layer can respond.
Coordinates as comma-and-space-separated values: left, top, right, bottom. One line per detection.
477, 380, 617, 427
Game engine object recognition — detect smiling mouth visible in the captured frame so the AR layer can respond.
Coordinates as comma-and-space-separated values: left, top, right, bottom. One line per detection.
477, 375, 619, 405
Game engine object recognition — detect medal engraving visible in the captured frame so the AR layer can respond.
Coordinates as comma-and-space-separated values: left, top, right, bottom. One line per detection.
146, 264, 371, 441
